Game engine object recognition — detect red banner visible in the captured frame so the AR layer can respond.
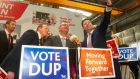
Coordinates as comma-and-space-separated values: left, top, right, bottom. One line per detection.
0, 1, 28, 20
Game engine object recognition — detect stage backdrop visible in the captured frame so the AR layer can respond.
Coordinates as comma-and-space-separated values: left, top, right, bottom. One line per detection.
0, 1, 84, 41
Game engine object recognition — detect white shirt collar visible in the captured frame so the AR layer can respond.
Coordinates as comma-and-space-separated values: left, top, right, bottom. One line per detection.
37, 31, 41, 39
87, 29, 94, 35
59, 34, 66, 39
90, 29, 94, 34
5, 29, 13, 38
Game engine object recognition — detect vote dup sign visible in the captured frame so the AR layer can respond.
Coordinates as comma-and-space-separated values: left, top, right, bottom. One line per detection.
118, 47, 138, 62
19, 45, 70, 79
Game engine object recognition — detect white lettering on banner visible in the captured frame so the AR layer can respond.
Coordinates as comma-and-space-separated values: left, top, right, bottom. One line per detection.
0, 2, 14, 15
85, 66, 108, 73
119, 54, 134, 59
31, 51, 39, 61
42, 63, 52, 76
120, 49, 133, 54
54, 63, 61, 75
29, 63, 61, 76
29, 51, 61, 76
86, 53, 106, 60
86, 59, 107, 65
29, 63, 40, 76
0, 9, 8, 15
31, 51, 60, 61
85, 52, 108, 73
48, 52, 60, 61
0, 3, 14, 9
119, 48, 135, 59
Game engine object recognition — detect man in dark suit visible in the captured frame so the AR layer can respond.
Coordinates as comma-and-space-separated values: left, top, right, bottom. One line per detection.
44, 22, 75, 47
81, 0, 121, 79
81, 0, 112, 48
44, 22, 77, 79
1, 24, 49, 79
0, 20, 16, 64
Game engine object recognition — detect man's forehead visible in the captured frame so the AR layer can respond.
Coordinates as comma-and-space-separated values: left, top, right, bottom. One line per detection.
42, 24, 48, 27
60, 22, 68, 25
84, 20, 90, 22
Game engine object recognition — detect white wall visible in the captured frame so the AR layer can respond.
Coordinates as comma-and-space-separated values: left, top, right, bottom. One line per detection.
1, 4, 84, 41
18, 4, 84, 41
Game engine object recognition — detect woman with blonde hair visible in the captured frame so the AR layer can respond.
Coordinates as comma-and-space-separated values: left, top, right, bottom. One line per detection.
112, 34, 139, 79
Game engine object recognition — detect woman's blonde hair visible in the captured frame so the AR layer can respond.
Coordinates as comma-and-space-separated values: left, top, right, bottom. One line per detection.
112, 34, 121, 45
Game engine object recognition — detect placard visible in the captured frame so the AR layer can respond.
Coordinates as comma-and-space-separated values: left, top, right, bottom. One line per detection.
78, 47, 115, 79
118, 47, 138, 62
0, 67, 7, 79
19, 45, 70, 79
106, 39, 119, 57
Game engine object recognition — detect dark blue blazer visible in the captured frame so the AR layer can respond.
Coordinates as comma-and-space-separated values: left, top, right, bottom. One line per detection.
1, 30, 39, 79
82, 10, 111, 48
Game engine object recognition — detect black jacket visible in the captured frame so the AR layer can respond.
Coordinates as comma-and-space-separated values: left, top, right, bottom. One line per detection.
82, 10, 111, 48
1, 30, 39, 79
0, 30, 13, 64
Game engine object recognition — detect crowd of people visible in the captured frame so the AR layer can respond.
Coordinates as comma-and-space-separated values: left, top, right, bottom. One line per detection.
0, 0, 139, 79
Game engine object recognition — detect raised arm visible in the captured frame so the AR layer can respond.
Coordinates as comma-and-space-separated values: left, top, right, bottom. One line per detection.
106, 0, 112, 6
98, 0, 112, 34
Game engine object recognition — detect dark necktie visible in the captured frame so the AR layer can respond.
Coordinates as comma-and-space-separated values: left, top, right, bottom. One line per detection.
8, 34, 13, 47
39, 38, 43, 46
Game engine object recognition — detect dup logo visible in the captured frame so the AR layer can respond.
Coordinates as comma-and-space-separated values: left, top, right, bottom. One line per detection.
19, 45, 70, 79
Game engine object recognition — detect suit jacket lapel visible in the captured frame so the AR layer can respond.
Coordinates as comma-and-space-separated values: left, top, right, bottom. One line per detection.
2, 31, 9, 46
91, 31, 94, 47
3, 31, 9, 41
36, 32, 39, 45
0, 31, 11, 50
56, 35, 63, 47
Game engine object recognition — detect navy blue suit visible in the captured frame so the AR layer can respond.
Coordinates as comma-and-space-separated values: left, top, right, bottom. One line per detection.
1, 30, 39, 79
82, 10, 122, 79
82, 10, 111, 48
82, 11, 122, 79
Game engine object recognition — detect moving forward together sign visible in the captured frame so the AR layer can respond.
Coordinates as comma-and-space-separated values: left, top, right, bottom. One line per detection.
78, 47, 115, 79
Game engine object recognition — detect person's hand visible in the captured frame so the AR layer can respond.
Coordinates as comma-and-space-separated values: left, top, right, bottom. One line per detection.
105, 0, 112, 6
7, 71, 14, 79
